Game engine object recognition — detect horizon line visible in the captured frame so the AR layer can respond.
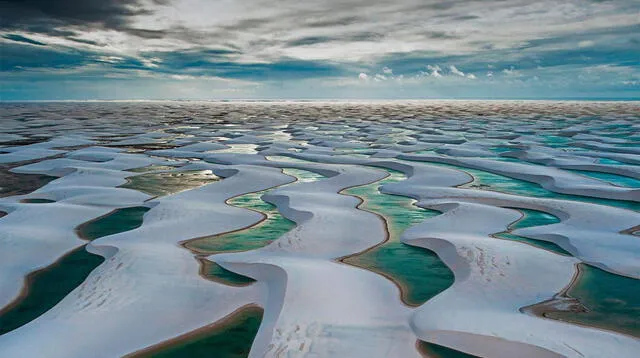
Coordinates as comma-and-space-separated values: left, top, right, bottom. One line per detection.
2, 98, 639, 103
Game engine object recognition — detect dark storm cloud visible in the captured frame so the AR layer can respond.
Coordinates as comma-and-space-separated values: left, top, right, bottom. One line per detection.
285, 32, 384, 47
1, 1, 144, 29
0, 0, 169, 40
304, 16, 361, 28
2, 33, 46, 46
67, 37, 104, 46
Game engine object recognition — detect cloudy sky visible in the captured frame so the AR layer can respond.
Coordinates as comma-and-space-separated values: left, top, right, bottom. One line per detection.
1, 0, 639, 100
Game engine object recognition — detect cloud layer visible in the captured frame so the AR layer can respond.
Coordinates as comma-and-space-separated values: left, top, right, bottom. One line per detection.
1, 0, 639, 99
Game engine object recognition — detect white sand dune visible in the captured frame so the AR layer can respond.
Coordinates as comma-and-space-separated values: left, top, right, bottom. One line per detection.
212, 159, 419, 357
399, 154, 639, 201
0, 164, 295, 357
0, 162, 151, 309
399, 201, 640, 358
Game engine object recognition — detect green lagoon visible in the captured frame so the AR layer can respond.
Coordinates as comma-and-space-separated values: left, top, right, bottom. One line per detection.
546, 264, 640, 338
132, 306, 264, 358
342, 170, 454, 306
77, 206, 149, 240
0, 246, 104, 335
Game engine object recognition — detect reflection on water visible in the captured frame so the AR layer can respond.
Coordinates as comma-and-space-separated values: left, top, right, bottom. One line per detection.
121, 170, 220, 197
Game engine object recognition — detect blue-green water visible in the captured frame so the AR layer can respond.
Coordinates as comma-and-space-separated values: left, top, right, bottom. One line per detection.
77, 206, 150, 241
1, 205, 155, 335
186, 169, 323, 284
0, 246, 104, 335
546, 264, 640, 337
199, 260, 255, 287
489, 146, 515, 153
494, 208, 571, 256
130, 306, 264, 358
20, 198, 55, 203
342, 170, 454, 306
569, 170, 640, 188
598, 158, 626, 165
186, 169, 323, 255
418, 340, 480, 358
415, 160, 638, 211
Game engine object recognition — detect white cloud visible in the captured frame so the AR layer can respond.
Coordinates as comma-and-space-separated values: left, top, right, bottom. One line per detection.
374, 73, 387, 81
467, 73, 477, 79
358, 72, 369, 80
382, 66, 393, 75
449, 65, 465, 76
96, 56, 124, 64
140, 57, 162, 68
427, 64, 442, 78
502, 66, 519, 76
578, 40, 595, 48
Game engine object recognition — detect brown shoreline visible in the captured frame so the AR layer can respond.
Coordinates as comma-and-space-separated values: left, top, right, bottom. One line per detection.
620, 224, 640, 236
334, 171, 426, 307
125, 304, 263, 357
119, 169, 221, 201
194, 257, 254, 287
179, 168, 298, 282
0, 244, 87, 319
522, 263, 640, 339
74, 206, 147, 241
488, 208, 571, 256
521, 262, 584, 318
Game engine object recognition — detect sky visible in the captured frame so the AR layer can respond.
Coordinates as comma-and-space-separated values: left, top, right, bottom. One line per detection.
1, 0, 639, 100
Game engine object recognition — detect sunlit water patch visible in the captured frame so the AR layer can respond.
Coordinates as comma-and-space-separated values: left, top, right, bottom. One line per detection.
265, 155, 312, 164
130, 306, 263, 358
342, 170, 454, 306
128, 165, 179, 173
214, 144, 259, 154
121, 170, 220, 197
